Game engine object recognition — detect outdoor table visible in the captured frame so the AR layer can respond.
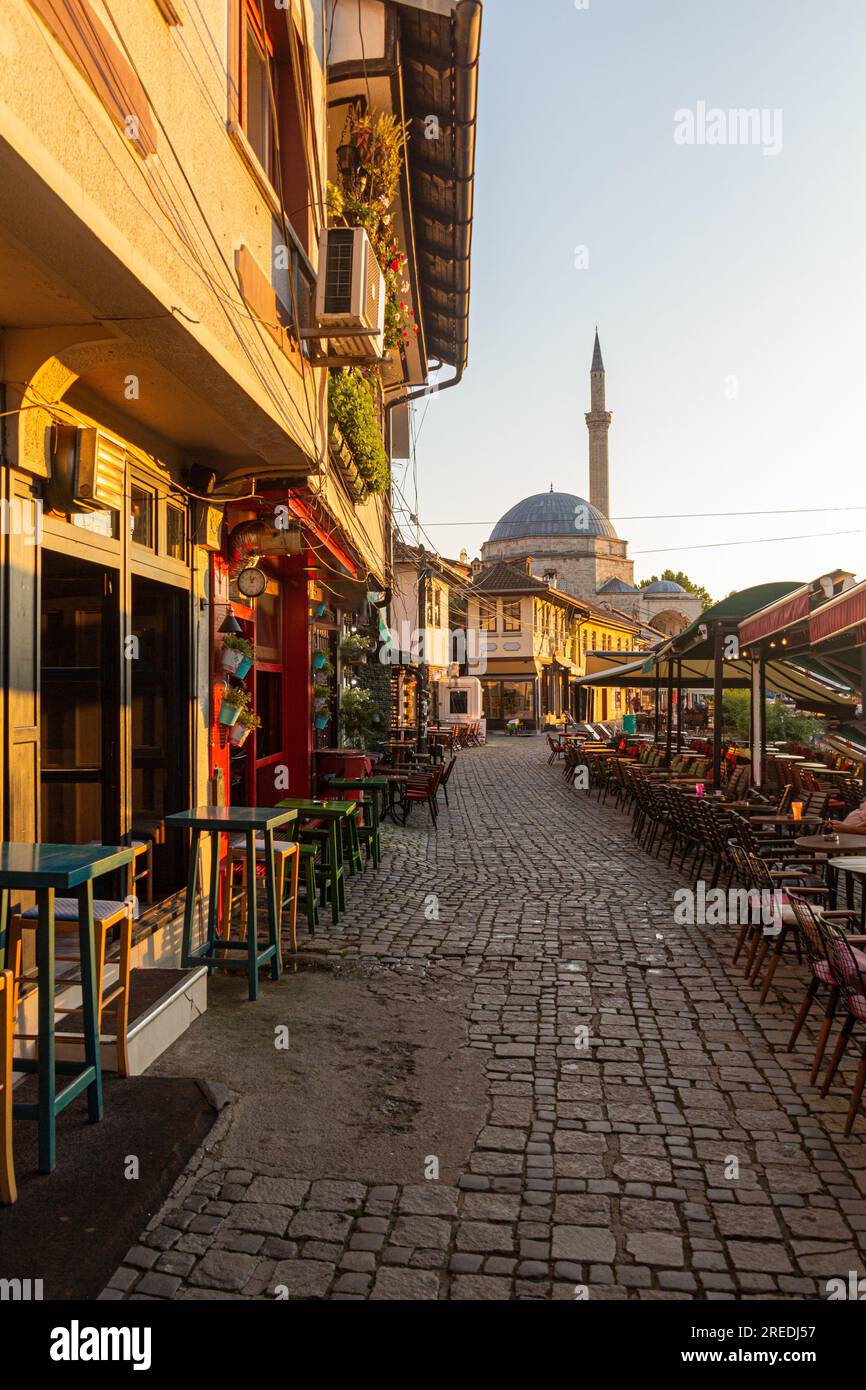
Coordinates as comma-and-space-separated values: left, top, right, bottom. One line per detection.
0, 842, 133, 1172
751, 814, 821, 828
827, 856, 866, 924
795, 834, 866, 853
166, 807, 297, 1002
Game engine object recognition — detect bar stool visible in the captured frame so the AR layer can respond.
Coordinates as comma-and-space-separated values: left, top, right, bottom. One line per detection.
296, 843, 319, 932
341, 803, 364, 876
0, 970, 15, 1204
224, 836, 300, 955
6, 898, 133, 1077
298, 823, 345, 926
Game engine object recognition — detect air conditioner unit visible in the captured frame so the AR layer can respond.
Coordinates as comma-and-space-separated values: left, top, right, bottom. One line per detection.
315, 226, 385, 361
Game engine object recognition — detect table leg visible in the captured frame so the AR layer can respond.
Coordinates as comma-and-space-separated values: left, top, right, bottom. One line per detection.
36, 887, 56, 1173
207, 830, 220, 955
246, 832, 259, 1001
263, 828, 280, 982
76, 880, 103, 1125
329, 819, 342, 921
181, 828, 202, 967
288, 849, 299, 953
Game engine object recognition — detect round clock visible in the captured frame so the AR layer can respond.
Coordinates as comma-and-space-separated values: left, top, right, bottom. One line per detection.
237, 565, 266, 598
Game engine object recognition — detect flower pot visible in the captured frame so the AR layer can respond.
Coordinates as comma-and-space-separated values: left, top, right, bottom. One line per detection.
313, 650, 327, 671
221, 648, 253, 679
229, 723, 251, 746
218, 700, 241, 727
315, 714, 330, 730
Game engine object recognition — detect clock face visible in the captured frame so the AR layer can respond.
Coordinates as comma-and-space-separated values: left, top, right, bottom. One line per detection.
237, 565, 266, 598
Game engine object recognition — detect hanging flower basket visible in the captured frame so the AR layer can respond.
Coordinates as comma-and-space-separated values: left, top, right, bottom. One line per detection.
315, 714, 331, 731
313, 650, 328, 671
229, 722, 251, 746
218, 685, 250, 727
221, 633, 255, 679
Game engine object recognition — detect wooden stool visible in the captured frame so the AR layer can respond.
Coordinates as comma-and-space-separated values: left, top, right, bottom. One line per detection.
225, 836, 300, 956
128, 839, 153, 906
297, 844, 319, 932
0, 970, 16, 1204
6, 899, 132, 1077
341, 803, 364, 876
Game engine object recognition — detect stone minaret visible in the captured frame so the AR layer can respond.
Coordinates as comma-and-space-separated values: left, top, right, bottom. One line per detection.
585, 329, 611, 517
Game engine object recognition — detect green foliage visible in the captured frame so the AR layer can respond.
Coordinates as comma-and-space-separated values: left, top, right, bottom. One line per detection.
640, 569, 713, 610
220, 684, 250, 711
222, 633, 254, 660
339, 686, 378, 746
328, 369, 389, 493
722, 691, 825, 746
237, 705, 262, 730
327, 102, 417, 352
340, 633, 372, 665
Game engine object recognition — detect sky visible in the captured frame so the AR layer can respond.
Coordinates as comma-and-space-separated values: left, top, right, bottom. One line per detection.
394, 0, 866, 604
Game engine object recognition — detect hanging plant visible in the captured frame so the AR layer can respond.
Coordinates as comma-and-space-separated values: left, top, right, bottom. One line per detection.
339, 687, 378, 749
327, 102, 417, 353
340, 633, 372, 666
229, 706, 261, 746
221, 632, 255, 678
218, 684, 250, 728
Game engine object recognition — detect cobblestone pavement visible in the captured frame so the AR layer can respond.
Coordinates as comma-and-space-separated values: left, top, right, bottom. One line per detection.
105, 737, 866, 1301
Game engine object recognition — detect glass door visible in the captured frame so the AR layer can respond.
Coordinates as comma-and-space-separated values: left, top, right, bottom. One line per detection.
40, 551, 120, 845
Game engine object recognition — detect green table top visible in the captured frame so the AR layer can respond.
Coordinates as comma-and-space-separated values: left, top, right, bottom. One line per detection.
276, 799, 358, 817
165, 807, 298, 833
0, 842, 134, 890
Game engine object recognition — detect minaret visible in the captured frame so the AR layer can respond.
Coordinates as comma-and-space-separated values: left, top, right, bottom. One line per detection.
585, 328, 612, 517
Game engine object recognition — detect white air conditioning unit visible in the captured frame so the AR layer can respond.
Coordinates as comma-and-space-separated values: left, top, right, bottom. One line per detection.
315, 226, 385, 361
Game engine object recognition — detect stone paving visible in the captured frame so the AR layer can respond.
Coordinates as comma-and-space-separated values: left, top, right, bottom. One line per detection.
104, 736, 866, 1300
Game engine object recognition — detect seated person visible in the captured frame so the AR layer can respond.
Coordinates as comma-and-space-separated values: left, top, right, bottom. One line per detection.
829, 798, 866, 835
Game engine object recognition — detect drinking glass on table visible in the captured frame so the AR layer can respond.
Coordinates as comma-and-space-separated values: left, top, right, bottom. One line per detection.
791, 801, 804, 822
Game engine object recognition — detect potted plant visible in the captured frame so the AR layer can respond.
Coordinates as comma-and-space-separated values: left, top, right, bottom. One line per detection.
217, 683, 249, 727
340, 633, 371, 666
221, 633, 255, 679
229, 705, 261, 747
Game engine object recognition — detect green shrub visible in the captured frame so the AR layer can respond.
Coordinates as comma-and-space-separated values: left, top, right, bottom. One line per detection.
328, 370, 389, 494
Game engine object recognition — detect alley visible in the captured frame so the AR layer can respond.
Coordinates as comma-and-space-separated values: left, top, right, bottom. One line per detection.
106, 737, 866, 1301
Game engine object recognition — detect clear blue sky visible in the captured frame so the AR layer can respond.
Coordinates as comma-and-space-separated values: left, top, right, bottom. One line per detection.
396, 0, 866, 602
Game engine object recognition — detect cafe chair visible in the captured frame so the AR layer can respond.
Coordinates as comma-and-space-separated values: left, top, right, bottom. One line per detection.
786, 895, 866, 1085
225, 836, 300, 956
0, 970, 16, 1204
438, 756, 458, 807
402, 768, 442, 826
6, 898, 133, 1077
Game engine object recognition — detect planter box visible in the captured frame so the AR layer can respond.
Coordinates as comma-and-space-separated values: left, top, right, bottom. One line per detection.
328, 423, 370, 502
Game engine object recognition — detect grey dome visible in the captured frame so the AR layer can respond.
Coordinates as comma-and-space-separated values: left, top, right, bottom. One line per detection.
489, 491, 618, 543
597, 577, 637, 594
643, 578, 686, 595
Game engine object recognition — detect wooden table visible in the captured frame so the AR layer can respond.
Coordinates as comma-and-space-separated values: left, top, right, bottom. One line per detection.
795, 834, 866, 853
166, 806, 297, 1001
828, 856, 866, 925
0, 842, 134, 1172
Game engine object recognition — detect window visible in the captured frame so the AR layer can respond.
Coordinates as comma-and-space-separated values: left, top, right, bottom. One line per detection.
166, 503, 186, 561
450, 690, 469, 715
502, 600, 521, 633
234, 1, 313, 251
130, 485, 154, 548
255, 589, 282, 663
243, 2, 275, 179
480, 601, 496, 632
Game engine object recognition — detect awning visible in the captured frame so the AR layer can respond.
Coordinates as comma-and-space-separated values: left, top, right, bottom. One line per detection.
577, 654, 656, 685
574, 651, 856, 715
739, 587, 810, 646
810, 580, 866, 645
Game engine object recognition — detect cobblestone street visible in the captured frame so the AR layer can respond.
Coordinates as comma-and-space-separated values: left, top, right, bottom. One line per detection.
106, 737, 866, 1301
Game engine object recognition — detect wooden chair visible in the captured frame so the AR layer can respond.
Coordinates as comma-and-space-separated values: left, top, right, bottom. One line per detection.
6, 898, 133, 1077
438, 756, 458, 806
224, 836, 300, 955
402, 768, 442, 825
0, 970, 16, 1204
